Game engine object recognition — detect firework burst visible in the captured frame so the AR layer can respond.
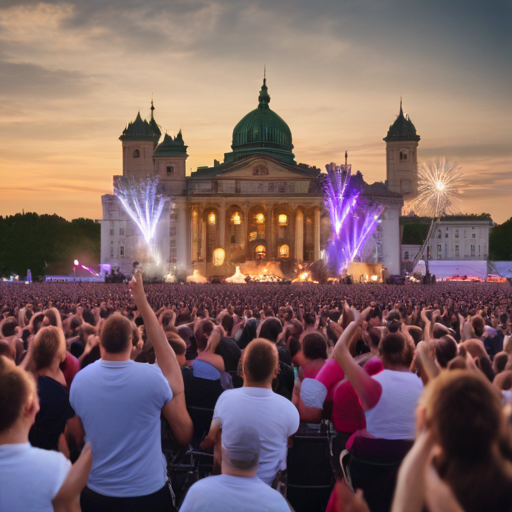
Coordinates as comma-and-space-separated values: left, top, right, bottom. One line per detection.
413, 158, 463, 217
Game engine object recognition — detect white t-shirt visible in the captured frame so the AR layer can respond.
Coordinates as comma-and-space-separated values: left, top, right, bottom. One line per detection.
180, 474, 291, 512
300, 378, 327, 409
364, 369, 423, 440
213, 387, 299, 485
70, 359, 172, 497
0, 442, 71, 512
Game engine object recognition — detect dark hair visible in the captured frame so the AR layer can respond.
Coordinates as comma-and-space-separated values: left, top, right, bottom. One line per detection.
304, 312, 316, 326
194, 319, 214, 351
69, 316, 83, 336
493, 352, 508, 374
166, 331, 187, 356
288, 336, 301, 359
242, 338, 278, 383
472, 316, 485, 337
0, 357, 35, 431
408, 326, 423, 345
1, 317, 17, 337
258, 317, 283, 343
221, 314, 234, 334
367, 327, 382, 350
302, 332, 328, 360
31, 313, 45, 334
436, 336, 458, 368
100, 314, 132, 354
378, 332, 406, 367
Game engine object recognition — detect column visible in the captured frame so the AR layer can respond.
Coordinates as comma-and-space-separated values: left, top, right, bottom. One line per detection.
266, 205, 273, 258
200, 208, 206, 261
241, 204, 249, 258
314, 207, 321, 261
191, 206, 199, 261
295, 209, 304, 261
219, 204, 226, 250
175, 198, 188, 271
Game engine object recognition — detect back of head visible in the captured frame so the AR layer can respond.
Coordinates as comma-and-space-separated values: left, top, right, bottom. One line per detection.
301, 331, 328, 361
378, 332, 406, 367
78, 323, 97, 344
1, 317, 17, 337
435, 336, 458, 368
32, 326, 66, 372
221, 314, 234, 335
424, 370, 502, 461
493, 351, 508, 374
69, 315, 83, 335
194, 319, 214, 351
166, 331, 187, 357
222, 425, 260, 472
0, 356, 36, 432
258, 317, 283, 343
242, 338, 278, 384
367, 327, 382, 350
386, 312, 401, 334
408, 326, 423, 346
100, 314, 132, 354
304, 312, 316, 327
472, 315, 485, 337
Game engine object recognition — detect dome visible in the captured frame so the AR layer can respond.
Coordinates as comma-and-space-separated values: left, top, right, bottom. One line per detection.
383, 101, 420, 142
224, 79, 295, 165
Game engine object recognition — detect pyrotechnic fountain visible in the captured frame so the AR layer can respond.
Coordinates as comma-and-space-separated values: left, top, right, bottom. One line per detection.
114, 176, 169, 266
226, 266, 247, 283
323, 162, 385, 276
411, 158, 463, 277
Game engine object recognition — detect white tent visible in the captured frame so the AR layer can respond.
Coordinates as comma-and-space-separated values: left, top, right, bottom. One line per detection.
489, 262, 512, 278
427, 260, 488, 279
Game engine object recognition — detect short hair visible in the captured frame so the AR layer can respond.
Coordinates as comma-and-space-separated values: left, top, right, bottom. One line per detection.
69, 316, 83, 335
304, 312, 316, 326
0, 341, 15, 360
194, 319, 214, 351
44, 308, 61, 329
242, 338, 278, 383
31, 313, 45, 334
302, 332, 328, 360
408, 326, 423, 345
1, 317, 17, 337
378, 332, 406, 367
472, 316, 485, 337
0, 357, 36, 432
221, 314, 234, 334
258, 317, 283, 343
436, 336, 458, 368
78, 323, 97, 344
166, 331, 187, 356
367, 327, 382, 350
100, 314, 132, 354
32, 326, 66, 372
493, 351, 508, 374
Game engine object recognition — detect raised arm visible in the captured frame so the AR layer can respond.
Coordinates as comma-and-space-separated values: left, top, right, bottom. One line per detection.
130, 273, 192, 445
333, 318, 382, 410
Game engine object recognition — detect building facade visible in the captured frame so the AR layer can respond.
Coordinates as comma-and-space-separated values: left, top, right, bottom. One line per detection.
101, 80, 404, 278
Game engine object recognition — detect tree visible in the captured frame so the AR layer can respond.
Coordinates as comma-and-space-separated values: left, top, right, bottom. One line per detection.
489, 217, 512, 261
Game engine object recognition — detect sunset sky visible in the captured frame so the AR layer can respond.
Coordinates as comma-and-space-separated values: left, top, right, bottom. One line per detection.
0, 0, 510, 222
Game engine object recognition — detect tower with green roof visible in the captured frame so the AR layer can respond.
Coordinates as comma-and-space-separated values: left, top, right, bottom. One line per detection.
384, 99, 420, 198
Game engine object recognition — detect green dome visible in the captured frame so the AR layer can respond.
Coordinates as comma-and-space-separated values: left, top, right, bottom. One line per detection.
383, 101, 420, 142
224, 79, 295, 165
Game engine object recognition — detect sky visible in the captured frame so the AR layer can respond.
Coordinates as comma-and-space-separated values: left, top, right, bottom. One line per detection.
0, 0, 510, 223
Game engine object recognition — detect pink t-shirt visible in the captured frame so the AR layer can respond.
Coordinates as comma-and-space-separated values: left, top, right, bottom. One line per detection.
60, 352, 80, 389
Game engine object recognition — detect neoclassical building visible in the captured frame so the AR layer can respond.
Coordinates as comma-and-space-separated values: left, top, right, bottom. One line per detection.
101, 80, 407, 278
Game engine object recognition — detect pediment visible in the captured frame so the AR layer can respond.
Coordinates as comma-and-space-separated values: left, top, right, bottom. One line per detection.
219, 158, 311, 179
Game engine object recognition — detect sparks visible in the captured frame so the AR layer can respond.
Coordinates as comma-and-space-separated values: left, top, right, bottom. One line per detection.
413, 158, 462, 217
114, 175, 169, 246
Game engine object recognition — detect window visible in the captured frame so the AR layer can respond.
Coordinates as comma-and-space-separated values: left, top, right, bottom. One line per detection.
169, 227, 176, 237
455, 244, 459, 257
120, 246, 124, 257
278, 214, 288, 226
472, 233, 476, 239
133, 149, 140, 158
437, 231, 441, 238
119, 227, 124, 236
278, 244, 290, 258
464, 230, 467, 238
110, 247, 114, 258
404, 251, 409, 260
437, 245, 442, 259
166, 166, 174, 175
400, 151, 408, 161
471, 245, 476, 256
455, 230, 459, 238
445, 232, 449, 238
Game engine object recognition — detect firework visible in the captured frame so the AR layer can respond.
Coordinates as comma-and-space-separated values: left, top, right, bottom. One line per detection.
323, 163, 385, 274
413, 158, 462, 217
114, 176, 169, 246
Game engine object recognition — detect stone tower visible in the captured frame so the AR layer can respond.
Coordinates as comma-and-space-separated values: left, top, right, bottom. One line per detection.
384, 100, 420, 199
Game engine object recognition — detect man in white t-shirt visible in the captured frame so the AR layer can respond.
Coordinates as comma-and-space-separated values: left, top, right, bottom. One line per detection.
70, 273, 192, 511
181, 425, 291, 512
201, 338, 299, 485
0, 356, 91, 512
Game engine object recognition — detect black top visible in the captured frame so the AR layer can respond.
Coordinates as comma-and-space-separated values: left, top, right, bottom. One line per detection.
29, 376, 74, 451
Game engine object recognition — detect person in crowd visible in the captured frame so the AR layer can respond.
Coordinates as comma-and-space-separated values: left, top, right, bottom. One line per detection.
180, 426, 291, 512
70, 273, 192, 512
0, 356, 92, 512
201, 338, 299, 485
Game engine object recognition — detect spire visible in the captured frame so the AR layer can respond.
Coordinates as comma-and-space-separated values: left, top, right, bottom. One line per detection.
399, 96, 403, 116
345, 151, 348, 168
150, 94, 155, 119
258, 74, 270, 109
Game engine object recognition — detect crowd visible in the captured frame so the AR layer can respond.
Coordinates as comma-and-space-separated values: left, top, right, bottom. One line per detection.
1, 279, 512, 512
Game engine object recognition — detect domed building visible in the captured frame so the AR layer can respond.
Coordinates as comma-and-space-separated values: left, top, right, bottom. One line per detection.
101, 81, 406, 279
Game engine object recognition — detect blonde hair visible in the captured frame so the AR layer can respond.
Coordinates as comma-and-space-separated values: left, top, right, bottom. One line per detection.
32, 326, 66, 372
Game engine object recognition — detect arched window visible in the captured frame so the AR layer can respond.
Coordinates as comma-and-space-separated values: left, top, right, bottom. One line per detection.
133, 149, 140, 158
278, 244, 289, 258
399, 150, 408, 161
